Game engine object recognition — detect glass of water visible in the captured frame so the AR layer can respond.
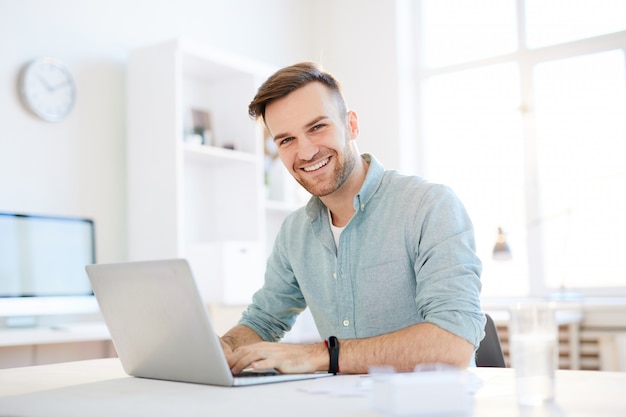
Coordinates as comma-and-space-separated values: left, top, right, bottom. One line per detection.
509, 301, 558, 406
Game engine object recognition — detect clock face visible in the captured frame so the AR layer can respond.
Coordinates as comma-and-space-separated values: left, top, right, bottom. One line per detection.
19, 57, 76, 122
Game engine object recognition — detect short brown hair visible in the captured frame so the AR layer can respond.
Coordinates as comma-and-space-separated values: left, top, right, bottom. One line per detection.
248, 62, 347, 121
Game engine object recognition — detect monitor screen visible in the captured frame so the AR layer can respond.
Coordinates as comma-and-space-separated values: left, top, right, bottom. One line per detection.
0, 212, 95, 298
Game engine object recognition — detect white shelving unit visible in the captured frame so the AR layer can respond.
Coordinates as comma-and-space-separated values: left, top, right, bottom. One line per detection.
127, 39, 295, 305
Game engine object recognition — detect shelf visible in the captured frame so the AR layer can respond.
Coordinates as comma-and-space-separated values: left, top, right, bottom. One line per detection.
182, 142, 257, 165
178, 39, 275, 83
128, 39, 298, 302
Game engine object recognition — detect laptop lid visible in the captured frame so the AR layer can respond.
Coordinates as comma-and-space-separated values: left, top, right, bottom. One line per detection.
85, 259, 331, 387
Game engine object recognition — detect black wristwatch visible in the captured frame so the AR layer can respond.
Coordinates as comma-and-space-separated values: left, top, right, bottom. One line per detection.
327, 336, 340, 374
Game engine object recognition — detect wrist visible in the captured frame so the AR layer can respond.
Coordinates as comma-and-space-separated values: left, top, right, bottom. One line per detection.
309, 341, 326, 372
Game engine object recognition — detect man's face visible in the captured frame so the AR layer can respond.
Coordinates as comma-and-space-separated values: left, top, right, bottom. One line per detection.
264, 82, 359, 197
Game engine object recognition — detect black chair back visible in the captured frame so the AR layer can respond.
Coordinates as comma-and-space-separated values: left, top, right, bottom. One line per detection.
476, 313, 506, 367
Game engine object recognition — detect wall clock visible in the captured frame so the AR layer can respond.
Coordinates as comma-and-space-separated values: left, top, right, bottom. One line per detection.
19, 57, 76, 122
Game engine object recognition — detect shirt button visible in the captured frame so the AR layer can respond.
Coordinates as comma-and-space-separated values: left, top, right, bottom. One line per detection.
343, 319, 350, 327
333, 272, 337, 280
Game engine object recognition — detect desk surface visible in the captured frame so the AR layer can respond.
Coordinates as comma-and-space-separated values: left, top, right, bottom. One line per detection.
0, 358, 625, 417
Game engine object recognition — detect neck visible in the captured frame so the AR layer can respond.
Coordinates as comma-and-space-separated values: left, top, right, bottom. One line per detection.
321, 155, 368, 227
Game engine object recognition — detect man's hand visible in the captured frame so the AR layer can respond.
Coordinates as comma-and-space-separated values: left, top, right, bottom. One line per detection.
219, 324, 328, 375
219, 322, 474, 375
220, 337, 234, 356
227, 341, 328, 375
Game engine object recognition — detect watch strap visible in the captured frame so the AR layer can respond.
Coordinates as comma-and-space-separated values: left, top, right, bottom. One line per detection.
326, 336, 340, 374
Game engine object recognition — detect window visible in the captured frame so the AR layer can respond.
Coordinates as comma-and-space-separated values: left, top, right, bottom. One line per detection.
416, 0, 626, 297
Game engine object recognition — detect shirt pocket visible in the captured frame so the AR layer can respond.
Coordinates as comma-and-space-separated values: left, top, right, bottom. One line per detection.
353, 256, 421, 335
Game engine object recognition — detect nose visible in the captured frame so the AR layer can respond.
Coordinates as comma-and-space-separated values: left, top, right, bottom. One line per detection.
296, 135, 319, 161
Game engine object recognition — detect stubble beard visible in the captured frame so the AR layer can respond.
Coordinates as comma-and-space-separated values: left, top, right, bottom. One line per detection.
296, 142, 356, 197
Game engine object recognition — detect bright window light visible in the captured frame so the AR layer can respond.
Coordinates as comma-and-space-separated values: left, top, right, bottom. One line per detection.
525, 0, 626, 49
420, 0, 517, 68
421, 63, 527, 296
417, 0, 626, 297
534, 50, 626, 289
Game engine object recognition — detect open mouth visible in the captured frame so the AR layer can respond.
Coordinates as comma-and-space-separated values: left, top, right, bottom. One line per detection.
302, 157, 330, 172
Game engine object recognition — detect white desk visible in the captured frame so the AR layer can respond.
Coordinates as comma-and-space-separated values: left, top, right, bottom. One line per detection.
0, 359, 625, 417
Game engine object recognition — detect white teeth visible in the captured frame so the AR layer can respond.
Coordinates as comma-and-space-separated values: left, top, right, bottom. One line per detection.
303, 158, 329, 172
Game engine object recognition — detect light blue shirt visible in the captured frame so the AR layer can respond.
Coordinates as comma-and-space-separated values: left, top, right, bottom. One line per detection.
240, 154, 485, 352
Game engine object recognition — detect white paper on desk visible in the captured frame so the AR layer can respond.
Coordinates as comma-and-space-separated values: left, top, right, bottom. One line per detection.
299, 373, 483, 397
298, 375, 371, 397
300, 368, 482, 417
298, 370, 482, 397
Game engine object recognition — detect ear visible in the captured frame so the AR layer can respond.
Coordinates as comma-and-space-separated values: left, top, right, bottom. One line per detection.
347, 110, 359, 140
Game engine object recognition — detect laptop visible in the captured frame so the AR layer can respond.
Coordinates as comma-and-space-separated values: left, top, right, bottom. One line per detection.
85, 259, 332, 387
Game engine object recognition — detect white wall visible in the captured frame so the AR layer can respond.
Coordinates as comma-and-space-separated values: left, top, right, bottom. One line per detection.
313, 0, 406, 171
0, 0, 407, 263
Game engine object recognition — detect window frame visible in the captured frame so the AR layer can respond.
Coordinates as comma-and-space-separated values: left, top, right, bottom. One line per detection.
413, 0, 626, 297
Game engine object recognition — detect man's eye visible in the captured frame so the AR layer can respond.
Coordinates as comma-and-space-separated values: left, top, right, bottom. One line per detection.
311, 124, 325, 131
279, 137, 294, 146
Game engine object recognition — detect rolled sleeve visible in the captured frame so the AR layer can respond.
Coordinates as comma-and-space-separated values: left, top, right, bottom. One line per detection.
412, 185, 485, 348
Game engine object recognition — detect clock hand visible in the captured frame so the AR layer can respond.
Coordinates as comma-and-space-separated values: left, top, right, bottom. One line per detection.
51, 80, 71, 91
38, 75, 54, 92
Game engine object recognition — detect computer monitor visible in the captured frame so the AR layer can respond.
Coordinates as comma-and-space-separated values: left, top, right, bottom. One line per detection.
0, 212, 99, 325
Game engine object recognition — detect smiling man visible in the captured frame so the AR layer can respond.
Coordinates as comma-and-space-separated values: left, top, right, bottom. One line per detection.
220, 62, 485, 375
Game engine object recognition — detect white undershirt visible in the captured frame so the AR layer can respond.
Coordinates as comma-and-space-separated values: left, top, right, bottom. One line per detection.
328, 208, 346, 248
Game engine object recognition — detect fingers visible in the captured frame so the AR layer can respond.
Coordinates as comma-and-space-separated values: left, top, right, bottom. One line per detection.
228, 343, 272, 375
221, 337, 250, 374
227, 342, 323, 375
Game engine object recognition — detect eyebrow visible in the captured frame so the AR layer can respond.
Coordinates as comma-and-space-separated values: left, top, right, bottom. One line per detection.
272, 115, 329, 142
